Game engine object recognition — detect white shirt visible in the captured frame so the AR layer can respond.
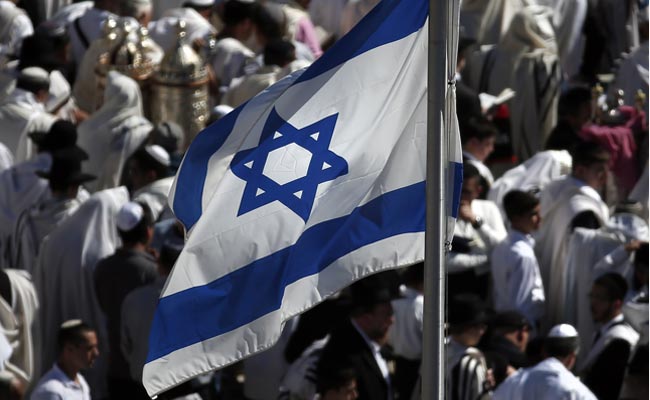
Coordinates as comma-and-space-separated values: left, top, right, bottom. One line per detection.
491, 230, 545, 327
387, 286, 423, 360
30, 363, 91, 400
447, 199, 507, 274
493, 357, 596, 400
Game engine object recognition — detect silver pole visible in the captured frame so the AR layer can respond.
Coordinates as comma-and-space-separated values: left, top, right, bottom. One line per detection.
423, 0, 447, 398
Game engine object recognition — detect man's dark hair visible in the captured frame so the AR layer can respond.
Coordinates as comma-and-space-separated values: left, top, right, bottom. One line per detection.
57, 320, 94, 354
570, 141, 609, 169
131, 147, 169, 179
503, 190, 539, 221
222, 0, 258, 27
558, 86, 592, 119
118, 202, 154, 245
263, 39, 295, 67
253, 2, 286, 40
159, 239, 183, 273
316, 364, 356, 395
545, 337, 579, 358
594, 272, 628, 302
459, 116, 498, 145
462, 162, 481, 181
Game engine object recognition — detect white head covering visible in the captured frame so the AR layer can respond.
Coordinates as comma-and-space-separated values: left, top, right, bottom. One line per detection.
548, 324, 579, 338
145, 144, 171, 167
116, 201, 144, 231
77, 71, 151, 192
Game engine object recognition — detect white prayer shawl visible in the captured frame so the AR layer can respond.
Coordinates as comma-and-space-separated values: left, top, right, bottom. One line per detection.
578, 315, 639, 373
339, 0, 380, 38
32, 186, 129, 398
467, 6, 561, 160
152, 0, 185, 21
0, 269, 39, 384
488, 150, 571, 221
0, 1, 34, 62
493, 357, 597, 400
537, 0, 587, 79
48, 0, 92, 27
0, 89, 56, 162
0, 154, 51, 267
476, 0, 529, 45
132, 176, 174, 221
78, 72, 151, 193
0, 142, 12, 172
73, 31, 121, 113
210, 37, 255, 95
279, 335, 328, 400
222, 65, 282, 108
535, 177, 610, 329
11, 196, 84, 273
0, 65, 77, 121
629, 163, 648, 223
42, 0, 74, 21
307, 0, 348, 39
68, 6, 116, 67
565, 227, 625, 364
610, 41, 649, 107
148, 7, 216, 53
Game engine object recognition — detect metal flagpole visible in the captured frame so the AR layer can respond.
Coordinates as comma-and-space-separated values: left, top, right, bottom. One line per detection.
423, 0, 447, 398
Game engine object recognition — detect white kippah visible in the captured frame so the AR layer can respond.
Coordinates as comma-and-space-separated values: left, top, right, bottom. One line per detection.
548, 324, 578, 338
60, 319, 84, 329
145, 144, 171, 167
116, 202, 144, 231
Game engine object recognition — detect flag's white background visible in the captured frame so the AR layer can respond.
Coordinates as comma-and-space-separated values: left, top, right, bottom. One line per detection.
143, 0, 462, 396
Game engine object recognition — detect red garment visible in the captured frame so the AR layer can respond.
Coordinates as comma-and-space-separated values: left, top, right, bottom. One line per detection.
580, 107, 647, 195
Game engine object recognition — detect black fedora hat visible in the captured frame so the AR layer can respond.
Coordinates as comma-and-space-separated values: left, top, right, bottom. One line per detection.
36, 148, 95, 186
29, 120, 83, 156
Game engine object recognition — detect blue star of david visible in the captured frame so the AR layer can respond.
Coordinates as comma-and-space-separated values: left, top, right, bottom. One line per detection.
231, 107, 348, 222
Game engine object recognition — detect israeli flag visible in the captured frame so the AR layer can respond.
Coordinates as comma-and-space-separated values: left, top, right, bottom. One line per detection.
143, 0, 462, 396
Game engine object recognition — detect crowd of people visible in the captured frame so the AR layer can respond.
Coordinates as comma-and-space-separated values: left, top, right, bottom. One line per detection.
0, 0, 647, 399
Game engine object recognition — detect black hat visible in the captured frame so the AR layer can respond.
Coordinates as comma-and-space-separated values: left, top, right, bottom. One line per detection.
491, 311, 530, 330
349, 270, 401, 310
449, 294, 488, 328
36, 148, 95, 186
30, 120, 83, 155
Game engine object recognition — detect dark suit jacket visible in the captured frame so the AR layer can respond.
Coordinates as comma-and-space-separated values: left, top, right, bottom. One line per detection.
317, 319, 390, 400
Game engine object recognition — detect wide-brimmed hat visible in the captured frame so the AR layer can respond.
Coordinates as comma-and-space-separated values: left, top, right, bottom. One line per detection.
29, 120, 84, 155
348, 270, 402, 310
36, 148, 95, 185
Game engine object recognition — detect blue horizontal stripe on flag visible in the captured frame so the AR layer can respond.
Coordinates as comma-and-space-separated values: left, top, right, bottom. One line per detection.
171, 0, 428, 231
147, 181, 426, 362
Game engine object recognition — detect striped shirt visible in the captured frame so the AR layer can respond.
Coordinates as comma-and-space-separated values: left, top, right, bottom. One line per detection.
448, 339, 489, 400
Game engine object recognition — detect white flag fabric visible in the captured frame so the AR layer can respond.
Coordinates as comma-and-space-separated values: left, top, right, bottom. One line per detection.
143, 0, 463, 396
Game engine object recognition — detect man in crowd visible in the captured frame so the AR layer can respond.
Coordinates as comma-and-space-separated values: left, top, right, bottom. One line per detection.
317, 272, 397, 400
31, 320, 98, 400
545, 86, 593, 153
580, 272, 640, 400
481, 311, 531, 371
491, 190, 545, 330
448, 163, 506, 299
387, 263, 423, 400
93, 201, 157, 398
127, 144, 173, 221
493, 323, 596, 399
447, 294, 491, 400
461, 116, 498, 190
536, 141, 611, 327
